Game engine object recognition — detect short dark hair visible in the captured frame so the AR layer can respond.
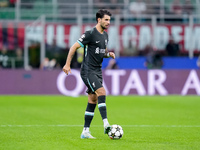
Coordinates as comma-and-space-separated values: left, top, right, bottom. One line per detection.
96, 9, 112, 22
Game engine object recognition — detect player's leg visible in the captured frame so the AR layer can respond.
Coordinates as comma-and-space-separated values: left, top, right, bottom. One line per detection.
81, 93, 97, 139
83, 73, 111, 134
95, 87, 111, 134
83, 93, 97, 132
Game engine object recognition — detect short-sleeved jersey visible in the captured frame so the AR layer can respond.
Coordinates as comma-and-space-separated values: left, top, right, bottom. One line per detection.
77, 27, 108, 74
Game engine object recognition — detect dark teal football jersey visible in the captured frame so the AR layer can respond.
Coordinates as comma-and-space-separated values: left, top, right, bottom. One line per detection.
77, 27, 108, 73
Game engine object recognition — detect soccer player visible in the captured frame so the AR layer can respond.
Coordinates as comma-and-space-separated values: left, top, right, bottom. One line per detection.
62, 9, 115, 139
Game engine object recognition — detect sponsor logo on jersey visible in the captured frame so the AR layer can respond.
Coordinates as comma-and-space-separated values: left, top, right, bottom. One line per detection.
95, 47, 105, 54
95, 47, 99, 54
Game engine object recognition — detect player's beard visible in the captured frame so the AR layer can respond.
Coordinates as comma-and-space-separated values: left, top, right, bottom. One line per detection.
101, 24, 107, 30
100, 21, 108, 30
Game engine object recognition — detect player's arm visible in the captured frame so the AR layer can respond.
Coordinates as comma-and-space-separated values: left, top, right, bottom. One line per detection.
104, 49, 115, 59
63, 42, 81, 75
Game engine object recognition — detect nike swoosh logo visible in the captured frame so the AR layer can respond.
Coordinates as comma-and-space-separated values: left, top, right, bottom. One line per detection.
96, 41, 100, 43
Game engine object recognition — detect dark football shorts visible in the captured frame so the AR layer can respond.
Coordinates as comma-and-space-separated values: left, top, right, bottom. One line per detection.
81, 72, 103, 94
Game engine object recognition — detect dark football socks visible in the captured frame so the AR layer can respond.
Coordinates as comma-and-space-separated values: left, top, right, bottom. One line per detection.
84, 103, 96, 130
98, 95, 107, 120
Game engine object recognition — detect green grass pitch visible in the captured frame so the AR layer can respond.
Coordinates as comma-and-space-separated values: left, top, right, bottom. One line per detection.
0, 95, 200, 150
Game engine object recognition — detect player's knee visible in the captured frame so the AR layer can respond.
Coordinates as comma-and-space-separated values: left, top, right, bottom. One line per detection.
88, 93, 98, 104
95, 87, 106, 96
90, 99, 98, 104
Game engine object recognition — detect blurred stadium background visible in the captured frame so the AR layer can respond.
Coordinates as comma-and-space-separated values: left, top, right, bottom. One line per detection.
0, 0, 200, 96
1, 2, 200, 149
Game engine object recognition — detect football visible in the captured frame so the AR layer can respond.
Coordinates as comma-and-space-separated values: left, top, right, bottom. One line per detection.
108, 124, 123, 139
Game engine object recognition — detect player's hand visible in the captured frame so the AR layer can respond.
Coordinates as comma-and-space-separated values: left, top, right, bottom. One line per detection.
109, 52, 115, 59
62, 64, 71, 75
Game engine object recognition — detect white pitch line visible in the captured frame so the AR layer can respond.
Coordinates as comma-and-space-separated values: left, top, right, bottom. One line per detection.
0, 125, 83, 127
122, 125, 200, 128
0, 125, 200, 127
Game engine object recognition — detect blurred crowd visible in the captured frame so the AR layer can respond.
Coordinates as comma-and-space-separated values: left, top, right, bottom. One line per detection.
0, 0, 16, 7
0, 35, 195, 70
0, 0, 199, 70
92, 0, 195, 16
93, 0, 195, 23
0, 0, 196, 17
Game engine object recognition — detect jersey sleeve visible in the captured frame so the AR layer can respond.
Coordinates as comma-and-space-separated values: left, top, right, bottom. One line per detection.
77, 31, 91, 47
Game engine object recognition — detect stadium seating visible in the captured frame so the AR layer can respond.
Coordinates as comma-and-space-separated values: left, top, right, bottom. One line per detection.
0, 0, 199, 69
0, 0, 198, 21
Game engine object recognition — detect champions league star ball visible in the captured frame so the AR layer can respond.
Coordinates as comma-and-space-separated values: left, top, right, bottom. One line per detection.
108, 124, 123, 139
